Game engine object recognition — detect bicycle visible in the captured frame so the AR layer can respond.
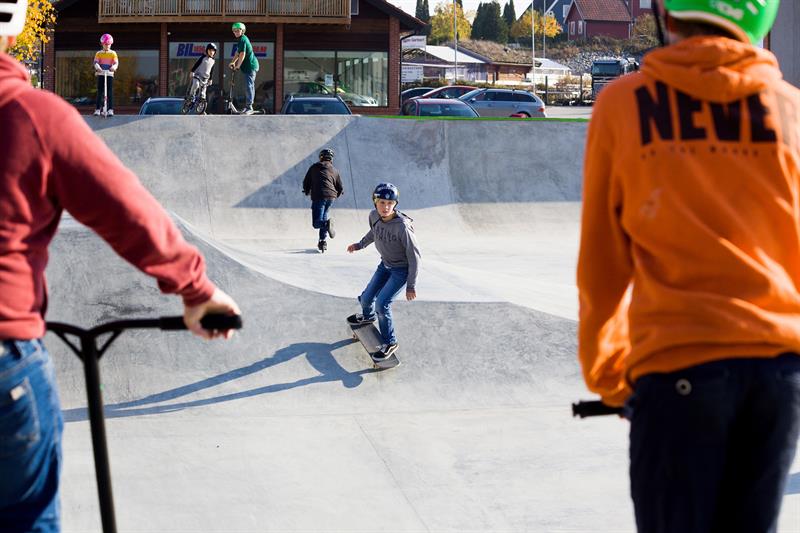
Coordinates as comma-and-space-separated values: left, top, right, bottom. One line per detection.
47, 313, 242, 533
181, 77, 212, 115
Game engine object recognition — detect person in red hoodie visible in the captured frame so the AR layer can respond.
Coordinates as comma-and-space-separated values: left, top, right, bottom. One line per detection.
578, 0, 800, 531
0, 1, 240, 530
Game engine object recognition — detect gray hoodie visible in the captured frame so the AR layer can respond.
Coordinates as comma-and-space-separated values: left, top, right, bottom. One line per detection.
358, 209, 421, 291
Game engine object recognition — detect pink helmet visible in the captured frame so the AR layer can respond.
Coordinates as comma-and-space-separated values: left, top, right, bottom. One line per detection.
100, 33, 114, 46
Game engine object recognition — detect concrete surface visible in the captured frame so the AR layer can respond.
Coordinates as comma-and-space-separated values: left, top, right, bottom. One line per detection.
42, 115, 800, 532
772, 0, 799, 88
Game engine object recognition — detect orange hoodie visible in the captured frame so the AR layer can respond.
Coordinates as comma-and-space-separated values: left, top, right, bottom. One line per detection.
578, 36, 800, 406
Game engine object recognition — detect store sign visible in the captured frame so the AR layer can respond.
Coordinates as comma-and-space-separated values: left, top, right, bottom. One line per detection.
170, 42, 219, 58
228, 42, 274, 59
402, 64, 423, 82
402, 36, 426, 50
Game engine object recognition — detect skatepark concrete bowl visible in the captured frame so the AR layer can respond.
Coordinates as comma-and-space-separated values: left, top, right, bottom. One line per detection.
44, 115, 800, 531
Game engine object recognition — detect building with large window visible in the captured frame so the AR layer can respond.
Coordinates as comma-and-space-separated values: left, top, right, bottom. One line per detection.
45, 0, 424, 113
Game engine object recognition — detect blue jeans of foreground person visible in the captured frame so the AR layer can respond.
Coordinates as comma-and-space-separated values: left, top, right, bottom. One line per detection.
0, 340, 63, 533
627, 354, 800, 533
359, 262, 408, 345
311, 199, 333, 241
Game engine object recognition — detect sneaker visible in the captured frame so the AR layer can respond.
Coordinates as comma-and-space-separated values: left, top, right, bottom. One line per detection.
374, 343, 398, 361
107, 110, 114, 117
347, 313, 376, 325
93, 109, 101, 116
241, 107, 255, 115
317, 240, 327, 253
327, 218, 336, 239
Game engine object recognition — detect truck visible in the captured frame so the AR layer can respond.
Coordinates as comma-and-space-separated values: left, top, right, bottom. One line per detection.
590, 57, 639, 100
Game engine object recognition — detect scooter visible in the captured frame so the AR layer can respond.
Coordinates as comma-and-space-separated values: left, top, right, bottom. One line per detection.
225, 69, 240, 115
47, 313, 242, 533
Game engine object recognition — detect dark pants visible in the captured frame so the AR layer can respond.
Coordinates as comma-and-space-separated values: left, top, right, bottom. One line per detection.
627, 354, 800, 533
95, 74, 114, 111
311, 199, 333, 241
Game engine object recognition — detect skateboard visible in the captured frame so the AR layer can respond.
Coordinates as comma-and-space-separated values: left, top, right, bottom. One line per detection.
348, 321, 400, 369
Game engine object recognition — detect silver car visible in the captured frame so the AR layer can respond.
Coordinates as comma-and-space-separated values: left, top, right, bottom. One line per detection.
459, 88, 547, 118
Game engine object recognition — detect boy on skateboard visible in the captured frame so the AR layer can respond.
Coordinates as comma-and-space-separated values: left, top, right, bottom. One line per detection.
347, 183, 420, 361
302, 148, 343, 252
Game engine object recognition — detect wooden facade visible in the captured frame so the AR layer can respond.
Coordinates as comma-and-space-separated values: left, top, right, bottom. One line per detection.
46, 0, 421, 114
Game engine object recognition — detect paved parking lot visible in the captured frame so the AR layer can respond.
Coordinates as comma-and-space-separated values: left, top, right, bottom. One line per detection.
546, 105, 593, 119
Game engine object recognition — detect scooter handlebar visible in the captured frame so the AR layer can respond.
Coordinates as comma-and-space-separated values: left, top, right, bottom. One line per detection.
571, 400, 624, 418
158, 314, 243, 331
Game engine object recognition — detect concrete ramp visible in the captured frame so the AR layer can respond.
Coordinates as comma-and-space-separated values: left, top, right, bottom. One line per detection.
90, 116, 585, 319
43, 116, 800, 531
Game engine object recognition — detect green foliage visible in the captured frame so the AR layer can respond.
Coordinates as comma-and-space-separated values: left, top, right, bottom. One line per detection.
502, 0, 515, 29
472, 1, 508, 43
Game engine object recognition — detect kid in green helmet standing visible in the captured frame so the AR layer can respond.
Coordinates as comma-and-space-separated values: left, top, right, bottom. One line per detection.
229, 22, 259, 115
577, 0, 800, 531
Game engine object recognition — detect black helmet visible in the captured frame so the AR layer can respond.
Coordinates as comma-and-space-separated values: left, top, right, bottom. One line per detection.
372, 182, 399, 204
206, 43, 218, 52
319, 148, 334, 161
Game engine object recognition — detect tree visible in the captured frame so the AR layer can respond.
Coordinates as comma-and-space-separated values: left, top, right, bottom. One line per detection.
471, 3, 486, 40
430, 1, 472, 44
510, 9, 561, 41
9, 0, 56, 63
632, 13, 658, 49
416, 0, 432, 36
502, 0, 516, 30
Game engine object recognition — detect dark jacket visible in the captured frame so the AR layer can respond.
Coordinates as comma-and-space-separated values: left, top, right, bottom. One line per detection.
303, 161, 343, 200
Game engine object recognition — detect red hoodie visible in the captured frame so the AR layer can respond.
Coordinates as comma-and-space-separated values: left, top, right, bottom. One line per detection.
0, 53, 215, 340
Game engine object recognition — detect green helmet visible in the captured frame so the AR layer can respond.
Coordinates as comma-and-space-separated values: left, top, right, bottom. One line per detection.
231, 22, 246, 33
662, 0, 779, 44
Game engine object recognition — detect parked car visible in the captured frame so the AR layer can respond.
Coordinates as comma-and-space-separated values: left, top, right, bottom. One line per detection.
417, 85, 477, 100
459, 89, 547, 118
401, 98, 478, 118
138, 97, 185, 115
280, 95, 352, 115
401, 87, 434, 105
284, 81, 377, 107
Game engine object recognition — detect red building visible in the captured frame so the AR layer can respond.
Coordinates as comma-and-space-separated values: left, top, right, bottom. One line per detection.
565, 0, 652, 41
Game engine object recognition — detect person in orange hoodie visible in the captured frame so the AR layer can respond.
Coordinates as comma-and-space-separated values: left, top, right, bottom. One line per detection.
0, 1, 240, 530
578, 0, 800, 530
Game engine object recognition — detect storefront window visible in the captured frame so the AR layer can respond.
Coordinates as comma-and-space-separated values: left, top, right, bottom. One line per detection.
223, 41, 275, 113
55, 50, 158, 108
284, 50, 387, 107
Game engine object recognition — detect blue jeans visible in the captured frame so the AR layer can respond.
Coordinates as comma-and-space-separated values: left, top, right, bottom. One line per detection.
627, 354, 800, 533
359, 262, 408, 345
243, 69, 256, 108
0, 340, 63, 532
311, 199, 334, 241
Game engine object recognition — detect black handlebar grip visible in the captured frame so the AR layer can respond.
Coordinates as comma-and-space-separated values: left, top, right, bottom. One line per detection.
572, 400, 624, 418
159, 314, 243, 331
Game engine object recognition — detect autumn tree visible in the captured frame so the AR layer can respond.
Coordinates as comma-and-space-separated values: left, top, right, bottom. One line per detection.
9, 0, 56, 62
430, 1, 472, 44
632, 13, 658, 49
510, 9, 560, 42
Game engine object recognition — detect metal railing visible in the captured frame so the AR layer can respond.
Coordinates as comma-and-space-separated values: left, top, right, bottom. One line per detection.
100, 0, 349, 18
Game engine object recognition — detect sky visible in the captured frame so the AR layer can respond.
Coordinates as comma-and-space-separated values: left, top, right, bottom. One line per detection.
388, 0, 523, 20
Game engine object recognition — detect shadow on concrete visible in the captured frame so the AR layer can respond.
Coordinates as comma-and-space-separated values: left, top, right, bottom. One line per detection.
63, 339, 378, 422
